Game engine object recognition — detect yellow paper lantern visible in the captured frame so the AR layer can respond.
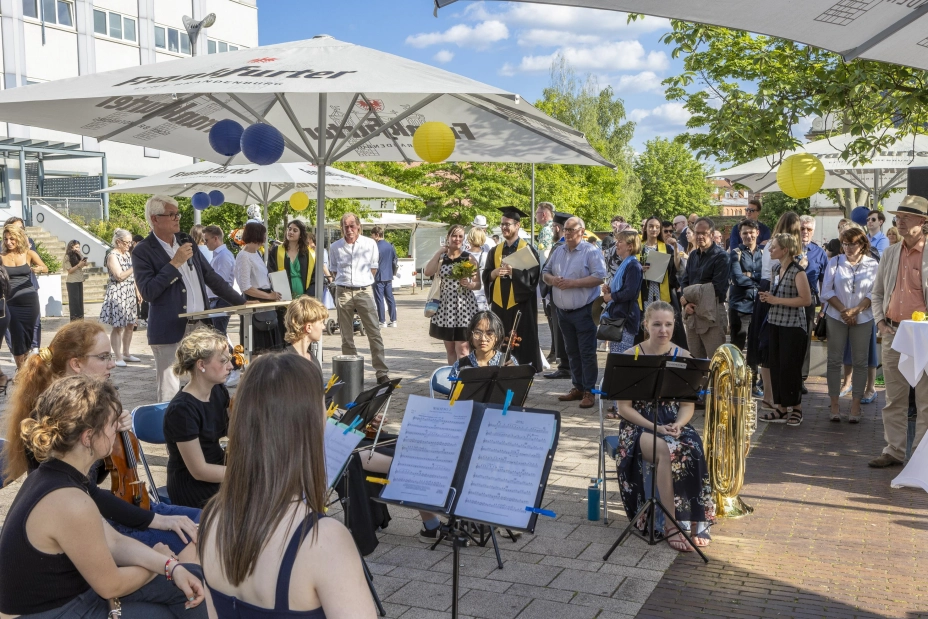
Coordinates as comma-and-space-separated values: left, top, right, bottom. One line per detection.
776, 153, 825, 199
412, 122, 456, 163
289, 191, 309, 211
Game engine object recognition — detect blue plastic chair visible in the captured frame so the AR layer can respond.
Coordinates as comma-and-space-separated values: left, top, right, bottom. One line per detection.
131, 403, 171, 504
429, 366, 454, 399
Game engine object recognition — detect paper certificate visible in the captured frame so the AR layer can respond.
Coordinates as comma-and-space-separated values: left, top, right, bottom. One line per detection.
643, 250, 671, 283
380, 395, 473, 508
453, 409, 556, 529
323, 419, 365, 489
268, 271, 293, 301
501, 246, 539, 271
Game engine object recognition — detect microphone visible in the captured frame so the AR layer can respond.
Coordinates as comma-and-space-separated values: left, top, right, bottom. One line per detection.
176, 233, 195, 268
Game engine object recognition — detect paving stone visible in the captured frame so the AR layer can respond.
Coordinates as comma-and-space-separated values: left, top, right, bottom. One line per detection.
539, 555, 603, 573
569, 592, 643, 616
504, 583, 576, 604
378, 545, 450, 570
432, 554, 506, 579
370, 574, 411, 599
456, 576, 513, 594
612, 576, 658, 603
514, 599, 599, 619
547, 568, 622, 597
520, 535, 590, 559
388, 566, 451, 584
384, 582, 456, 612
483, 560, 563, 586
456, 590, 531, 619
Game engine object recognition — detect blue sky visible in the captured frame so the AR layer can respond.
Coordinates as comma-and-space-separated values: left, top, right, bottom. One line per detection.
256, 0, 691, 154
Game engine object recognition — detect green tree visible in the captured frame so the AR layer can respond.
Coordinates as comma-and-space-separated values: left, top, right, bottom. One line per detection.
756, 192, 810, 230
633, 138, 713, 221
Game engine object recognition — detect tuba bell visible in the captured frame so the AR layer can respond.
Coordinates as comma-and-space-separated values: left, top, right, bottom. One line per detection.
704, 343, 757, 518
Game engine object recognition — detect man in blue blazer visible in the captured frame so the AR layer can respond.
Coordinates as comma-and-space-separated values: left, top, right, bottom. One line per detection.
371, 226, 398, 327
133, 195, 246, 401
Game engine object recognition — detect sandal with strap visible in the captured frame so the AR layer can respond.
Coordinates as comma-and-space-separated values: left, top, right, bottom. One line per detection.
663, 527, 693, 553
787, 408, 803, 427
760, 408, 788, 423
692, 529, 711, 548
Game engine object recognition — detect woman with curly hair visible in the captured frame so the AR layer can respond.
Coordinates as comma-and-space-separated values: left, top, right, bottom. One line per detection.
1, 223, 45, 367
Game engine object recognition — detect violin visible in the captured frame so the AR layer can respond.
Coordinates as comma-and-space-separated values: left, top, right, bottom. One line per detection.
500, 310, 522, 365
104, 430, 150, 510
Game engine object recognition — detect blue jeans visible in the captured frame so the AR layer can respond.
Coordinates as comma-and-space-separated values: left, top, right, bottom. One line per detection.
557, 302, 599, 392
109, 502, 201, 555
372, 281, 396, 323
209, 297, 232, 334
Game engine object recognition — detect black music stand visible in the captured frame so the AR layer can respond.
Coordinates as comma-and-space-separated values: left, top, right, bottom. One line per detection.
452, 365, 535, 406
339, 378, 402, 429
599, 354, 710, 563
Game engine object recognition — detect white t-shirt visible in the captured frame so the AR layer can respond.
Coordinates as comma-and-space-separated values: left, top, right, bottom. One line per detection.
156, 235, 206, 313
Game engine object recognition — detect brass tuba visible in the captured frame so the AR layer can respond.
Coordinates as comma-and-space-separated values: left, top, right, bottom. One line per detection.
704, 343, 757, 518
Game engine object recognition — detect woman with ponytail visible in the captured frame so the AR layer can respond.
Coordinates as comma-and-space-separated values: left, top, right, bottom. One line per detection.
2, 321, 200, 560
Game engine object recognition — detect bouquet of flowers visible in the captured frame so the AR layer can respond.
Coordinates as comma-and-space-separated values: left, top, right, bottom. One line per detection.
448, 260, 477, 282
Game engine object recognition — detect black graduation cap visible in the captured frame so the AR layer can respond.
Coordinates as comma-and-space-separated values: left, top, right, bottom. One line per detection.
908, 167, 928, 201
553, 212, 573, 226
497, 206, 529, 222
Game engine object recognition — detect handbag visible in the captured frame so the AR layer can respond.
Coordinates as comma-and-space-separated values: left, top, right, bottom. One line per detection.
424, 273, 442, 318
813, 311, 827, 340
251, 289, 279, 331
597, 314, 627, 342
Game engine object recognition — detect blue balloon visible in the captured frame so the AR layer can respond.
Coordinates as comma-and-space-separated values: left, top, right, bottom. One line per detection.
851, 206, 870, 227
208, 119, 244, 157
208, 190, 225, 206
192, 192, 210, 210
241, 123, 285, 166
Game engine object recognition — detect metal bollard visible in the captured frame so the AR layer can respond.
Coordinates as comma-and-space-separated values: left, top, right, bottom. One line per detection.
332, 355, 365, 407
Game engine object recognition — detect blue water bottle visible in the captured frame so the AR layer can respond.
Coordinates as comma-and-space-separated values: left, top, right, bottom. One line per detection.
587, 478, 601, 521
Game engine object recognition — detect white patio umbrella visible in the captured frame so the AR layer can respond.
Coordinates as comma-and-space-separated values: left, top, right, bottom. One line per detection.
435, 0, 928, 72
712, 131, 928, 197
0, 35, 611, 300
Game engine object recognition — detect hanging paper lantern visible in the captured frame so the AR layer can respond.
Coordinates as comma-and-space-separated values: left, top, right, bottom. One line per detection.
412, 121, 456, 163
191, 192, 210, 210
240, 123, 285, 166
777, 153, 825, 199
851, 206, 870, 226
208, 119, 244, 157
208, 190, 225, 206
289, 191, 309, 211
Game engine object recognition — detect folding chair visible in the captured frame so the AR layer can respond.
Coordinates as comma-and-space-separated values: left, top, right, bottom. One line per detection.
429, 365, 454, 399
131, 402, 171, 504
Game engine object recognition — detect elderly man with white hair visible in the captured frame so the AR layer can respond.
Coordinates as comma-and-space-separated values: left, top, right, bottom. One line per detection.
542, 215, 607, 409
132, 195, 247, 401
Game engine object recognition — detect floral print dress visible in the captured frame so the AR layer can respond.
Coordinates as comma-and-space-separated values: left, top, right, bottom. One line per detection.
615, 398, 715, 533
99, 251, 137, 328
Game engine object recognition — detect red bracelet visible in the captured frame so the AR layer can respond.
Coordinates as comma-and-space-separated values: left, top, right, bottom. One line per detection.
165, 558, 177, 581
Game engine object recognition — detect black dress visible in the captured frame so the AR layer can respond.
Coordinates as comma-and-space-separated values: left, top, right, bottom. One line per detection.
5, 263, 38, 356
163, 385, 230, 509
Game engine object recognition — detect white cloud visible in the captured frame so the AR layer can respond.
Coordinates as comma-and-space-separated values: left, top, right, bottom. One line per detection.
433, 49, 454, 63
611, 71, 665, 94
462, 2, 670, 38
516, 29, 601, 48
405, 20, 509, 50
629, 102, 691, 126
502, 41, 668, 74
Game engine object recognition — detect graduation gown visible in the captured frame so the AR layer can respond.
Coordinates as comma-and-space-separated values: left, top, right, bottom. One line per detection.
483, 238, 543, 372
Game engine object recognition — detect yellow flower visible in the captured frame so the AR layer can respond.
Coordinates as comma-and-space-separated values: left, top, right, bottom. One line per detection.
913, 311, 926, 322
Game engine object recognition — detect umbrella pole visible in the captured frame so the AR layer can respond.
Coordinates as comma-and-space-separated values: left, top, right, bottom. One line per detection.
531, 163, 535, 242
315, 94, 328, 303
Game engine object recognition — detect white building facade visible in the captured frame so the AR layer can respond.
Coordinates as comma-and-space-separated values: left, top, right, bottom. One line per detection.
0, 0, 258, 222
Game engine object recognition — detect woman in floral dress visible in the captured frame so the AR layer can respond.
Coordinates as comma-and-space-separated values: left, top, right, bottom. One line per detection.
99, 229, 138, 367
615, 301, 714, 552
423, 225, 482, 365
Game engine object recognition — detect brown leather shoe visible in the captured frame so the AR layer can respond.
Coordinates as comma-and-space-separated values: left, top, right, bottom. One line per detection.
558, 388, 583, 401
579, 391, 595, 408
868, 453, 904, 468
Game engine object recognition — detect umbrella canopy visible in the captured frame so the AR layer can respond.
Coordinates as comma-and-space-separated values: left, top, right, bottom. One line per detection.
435, 0, 928, 71
98, 161, 416, 205
0, 35, 611, 301
712, 131, 928, 195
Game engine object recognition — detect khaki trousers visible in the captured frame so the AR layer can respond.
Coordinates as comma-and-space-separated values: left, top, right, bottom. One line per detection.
685, 304, 728, 359
336, 286, 389, 378
880, 331, 928, 460
151, 322, 201, 403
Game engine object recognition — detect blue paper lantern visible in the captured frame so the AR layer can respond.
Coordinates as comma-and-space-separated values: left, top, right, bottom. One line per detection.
192, 192, 210, 210
241, 123, 285, 166
851, 206, 870, 227
208, 119, 244, 157
208, 190, 225, 206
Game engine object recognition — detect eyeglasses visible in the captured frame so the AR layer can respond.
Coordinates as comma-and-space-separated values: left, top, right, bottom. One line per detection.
471, 329, 496, 340
564, 226, 582, 233
342, 224, 358, 230
499, 222, 516, 228
801, 227, 815, 233
840, 242, 859, 248
85, 352, 115, 362
745, 208, 758, 213
867, 217, 880, 222
155, 212, 180, 221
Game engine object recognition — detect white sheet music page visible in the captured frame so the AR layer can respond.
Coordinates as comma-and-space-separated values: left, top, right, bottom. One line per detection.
323, 418, 365, 489
454, 409, 556, 529
380, 394, 473, 508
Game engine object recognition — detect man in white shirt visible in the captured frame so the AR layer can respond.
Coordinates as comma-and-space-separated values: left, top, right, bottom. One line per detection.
328, 213, 390, 384
203, 225, 236, 334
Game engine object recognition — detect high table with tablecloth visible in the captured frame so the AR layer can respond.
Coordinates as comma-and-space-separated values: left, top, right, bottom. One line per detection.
890, 320, 928, 492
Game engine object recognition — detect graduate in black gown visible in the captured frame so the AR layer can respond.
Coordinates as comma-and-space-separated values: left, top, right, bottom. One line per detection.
482, 207, 543, 372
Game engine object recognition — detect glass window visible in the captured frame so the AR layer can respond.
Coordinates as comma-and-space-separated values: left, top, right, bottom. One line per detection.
108, 12, 121, 39
154, 26, 165, 49
229, 45, 238, 51
41, 0, 55, 22
208, 39, 216, 54
167, 27, 179, 53
93, 8, 106, 33
180, 32, 190, 54
56, 0, 72, 26
218, 41, 227, 53
23, 0, 38, 19
123, 17, 136, 42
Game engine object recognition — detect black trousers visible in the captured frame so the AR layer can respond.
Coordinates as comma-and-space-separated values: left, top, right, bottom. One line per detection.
801, 303, 816, 381
66, 281, 84, 320
769, 323, 807, 408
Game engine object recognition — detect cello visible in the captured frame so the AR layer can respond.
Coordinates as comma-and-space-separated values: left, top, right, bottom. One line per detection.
104, 429, 150, 510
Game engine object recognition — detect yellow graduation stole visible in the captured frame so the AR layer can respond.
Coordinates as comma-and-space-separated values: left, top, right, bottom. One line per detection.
275, 245, 315, 290
492, 239, 526, 310
638, 240, 671, 310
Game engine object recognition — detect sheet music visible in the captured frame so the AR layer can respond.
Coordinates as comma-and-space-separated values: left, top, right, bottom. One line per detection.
380, 395, 472, 508
324, 418, 365, 489
501, 245, 539, 270
454, 409, 556, 529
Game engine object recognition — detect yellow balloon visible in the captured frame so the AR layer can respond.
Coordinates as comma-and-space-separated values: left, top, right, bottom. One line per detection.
776, 153, 825, 199
289, 191, 310, 211
412, 122, 456, 163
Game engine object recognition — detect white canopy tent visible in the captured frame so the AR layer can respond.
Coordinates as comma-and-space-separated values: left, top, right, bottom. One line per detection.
0, 35, 611, 301
712, 131, 928, 198
436, 0, 928, 72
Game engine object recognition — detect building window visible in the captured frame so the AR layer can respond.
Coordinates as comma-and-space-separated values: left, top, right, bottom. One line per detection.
154, 24, 190, 55
22, 0, 37, 19
207, 38, 240, 54
93, 9, 136, 42
33, 0, 73, 27
154, 26, 165, 49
